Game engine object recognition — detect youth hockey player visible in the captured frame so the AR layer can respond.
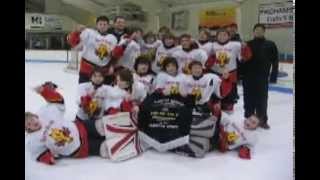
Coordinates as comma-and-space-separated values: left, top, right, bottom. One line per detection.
76, 68, 113, 121
181, 61, 232, 106
140, 31, 162, 55
171, 61, 232, 158
133, 54, 155, 94
197, 29, 214, 57
105, 68, 147, 114
218, 112, 259, 160
116, 26, 142, 70
25, 82, 108, 165
153, 57, 186, 96
67, 16, 130, 84
153, 32, 180, 73
206, 29, 251, 113
172, 34, 208, 74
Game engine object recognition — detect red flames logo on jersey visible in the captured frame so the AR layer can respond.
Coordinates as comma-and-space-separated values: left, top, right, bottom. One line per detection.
183, 62, 191, 74
217, 52, 230, 68
169, 84, 179, 95
95, 43, 109, 60
191, 86, 202, 101
49, 127, 73, 147
158, 55, 166, 67
227, 131, 239, 145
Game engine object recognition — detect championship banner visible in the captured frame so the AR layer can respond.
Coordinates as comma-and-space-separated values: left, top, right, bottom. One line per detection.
199, 7, 237, 29
138, 93, 193, 152
258, 1, 294, 28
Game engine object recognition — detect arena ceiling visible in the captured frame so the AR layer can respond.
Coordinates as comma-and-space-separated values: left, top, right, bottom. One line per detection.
61, 0, 230, 14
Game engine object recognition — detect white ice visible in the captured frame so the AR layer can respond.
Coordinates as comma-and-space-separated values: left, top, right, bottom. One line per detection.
25, 63, 294, 180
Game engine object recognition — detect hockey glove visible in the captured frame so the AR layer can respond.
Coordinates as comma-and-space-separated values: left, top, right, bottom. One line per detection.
238, 146, 251, 159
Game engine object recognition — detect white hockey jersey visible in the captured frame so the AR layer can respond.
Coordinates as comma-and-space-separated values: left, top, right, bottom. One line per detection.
26, 104, 81, 161
211, 41, 241, 74
220, 112, 257, 150
172, 48, 208, 74
76, 28, 118, 66
181, 73, 222, 104
140, 40, 162, 54
105, 81, 147, 110
153, 72, 186, 94
197, 41, 214, 56
76, 82, 113, 120
117, 38, 141, 70
153, 44, 181, 73
133, 73, 154, 93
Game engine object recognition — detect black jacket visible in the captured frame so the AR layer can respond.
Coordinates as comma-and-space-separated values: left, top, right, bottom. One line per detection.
242, 37, 279, 83
107, 27, 128, 43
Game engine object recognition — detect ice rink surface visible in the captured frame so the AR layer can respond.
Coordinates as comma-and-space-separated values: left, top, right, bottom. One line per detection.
25, 63, 293, 180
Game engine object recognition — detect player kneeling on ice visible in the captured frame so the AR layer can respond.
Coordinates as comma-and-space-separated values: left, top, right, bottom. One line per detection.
218, 112, 259, 160
133, 54, 155, 94
171, 61, 232, 158
25, 82, 109, 165
105, 68, 147, 115
153, 57, 186, 96
76, 68, 112, 121
152, 32, 180, 73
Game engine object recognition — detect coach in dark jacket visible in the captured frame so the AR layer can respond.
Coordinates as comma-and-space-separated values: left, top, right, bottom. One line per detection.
107, 16, 128, 42
242, 23, 279, 129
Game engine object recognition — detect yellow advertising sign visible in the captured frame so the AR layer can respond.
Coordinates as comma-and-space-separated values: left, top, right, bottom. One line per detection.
199, 7, 237, 29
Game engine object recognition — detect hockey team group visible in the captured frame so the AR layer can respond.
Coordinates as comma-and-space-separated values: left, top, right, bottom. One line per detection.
25, 15, 279, 165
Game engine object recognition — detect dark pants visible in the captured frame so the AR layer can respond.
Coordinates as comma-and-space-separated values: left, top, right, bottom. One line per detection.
237, 60, 243, 82
80, 118, 105, 156
242, 75, 269, 123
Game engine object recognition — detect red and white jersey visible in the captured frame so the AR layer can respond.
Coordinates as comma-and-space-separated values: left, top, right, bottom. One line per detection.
105, 81, 147, 110
197, 41, 214, 57
77, 28, 118, 66
220, 112, 257, 150
181, 73, 222, 104
26, 105, 81, 161
153, 72, 186, 93
153, 44, 181, 73
140, 40, 162, 54
76, 82, 113, 120
117, 38, 141, 70
133, 73, 155, 93
172, 48, 208, 74
128, 81, 147, 104
211, 41, 241, 74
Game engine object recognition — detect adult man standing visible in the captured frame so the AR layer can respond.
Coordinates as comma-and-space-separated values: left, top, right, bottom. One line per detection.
107, 16, 128, 42
242, 24, 279, 129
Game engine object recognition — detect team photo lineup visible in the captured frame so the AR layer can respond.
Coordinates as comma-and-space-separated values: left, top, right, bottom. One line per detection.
25, 15, 280, 165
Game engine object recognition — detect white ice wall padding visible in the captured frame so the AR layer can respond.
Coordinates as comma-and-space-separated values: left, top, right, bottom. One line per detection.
25, 50, 69, 62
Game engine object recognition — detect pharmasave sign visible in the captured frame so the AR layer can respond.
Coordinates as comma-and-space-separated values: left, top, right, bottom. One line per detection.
258, 1, 294, 28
